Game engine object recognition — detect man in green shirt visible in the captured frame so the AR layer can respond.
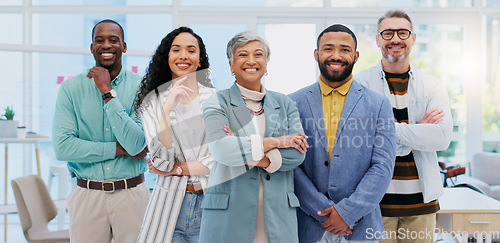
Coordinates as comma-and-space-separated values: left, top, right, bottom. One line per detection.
52, 19, 149, 243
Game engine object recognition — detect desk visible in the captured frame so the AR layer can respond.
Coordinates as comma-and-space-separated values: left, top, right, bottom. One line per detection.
1, 137, 47, 242
438, 187, 500, 243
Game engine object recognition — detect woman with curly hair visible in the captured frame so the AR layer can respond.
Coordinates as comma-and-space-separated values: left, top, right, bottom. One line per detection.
135, 26, 216, 243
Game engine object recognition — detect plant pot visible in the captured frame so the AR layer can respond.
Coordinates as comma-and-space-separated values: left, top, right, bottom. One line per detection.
17, 126, 27, 139
0, 120, 19, 138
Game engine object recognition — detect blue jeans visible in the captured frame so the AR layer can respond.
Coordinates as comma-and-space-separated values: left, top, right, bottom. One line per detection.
171, 192, 204, 243
318, 232, 379, 243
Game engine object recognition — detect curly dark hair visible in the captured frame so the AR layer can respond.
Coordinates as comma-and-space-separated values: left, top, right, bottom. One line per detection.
134, 26, 212, 114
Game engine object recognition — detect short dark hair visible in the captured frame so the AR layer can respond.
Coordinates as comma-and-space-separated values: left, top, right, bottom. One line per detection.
378, 9, 413, 30
91, 19, 124, 41
317, 24, 357, 50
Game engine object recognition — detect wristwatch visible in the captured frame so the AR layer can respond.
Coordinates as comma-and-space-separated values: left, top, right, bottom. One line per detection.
175, 162, 183, 176
102, 89, 117, 100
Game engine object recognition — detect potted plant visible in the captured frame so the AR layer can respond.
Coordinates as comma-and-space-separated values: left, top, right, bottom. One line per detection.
0, 106, 19, 138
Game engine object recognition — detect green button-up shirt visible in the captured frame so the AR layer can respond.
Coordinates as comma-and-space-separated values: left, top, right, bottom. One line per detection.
52, 67, 147, 180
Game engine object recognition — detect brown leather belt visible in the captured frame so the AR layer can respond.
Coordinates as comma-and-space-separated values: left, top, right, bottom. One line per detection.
77, 174, 144, 193
186, 184, 203, 193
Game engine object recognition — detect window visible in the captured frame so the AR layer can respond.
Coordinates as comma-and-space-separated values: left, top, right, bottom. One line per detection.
32, 14, 123, 47
32, 0, 172, 6
125, 14, 172, 52
484, 16, 500, 153
31, 13, 170, 50
189, 23, 247, 89
0, 51, 24, 205
331, 0, 472, 7
486, 0, 500, 6
0, 0, 21, 5
0, 52, 23, 121
0, 14, 22, 44
182, 0, 321, 7
258, 23, 317, 94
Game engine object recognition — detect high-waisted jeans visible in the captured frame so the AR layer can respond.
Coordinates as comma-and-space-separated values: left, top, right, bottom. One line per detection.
172, 192, 204, 243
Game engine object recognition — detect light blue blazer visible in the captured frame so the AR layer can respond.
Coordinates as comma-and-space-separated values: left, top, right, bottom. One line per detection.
200, 83, 305, 243
289, 80, 396, 242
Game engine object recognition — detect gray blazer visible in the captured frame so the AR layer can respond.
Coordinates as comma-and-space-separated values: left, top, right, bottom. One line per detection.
199, 83, 305, 243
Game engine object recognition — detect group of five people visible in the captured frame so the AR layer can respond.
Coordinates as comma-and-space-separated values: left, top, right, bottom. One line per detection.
52, 8, 452, 243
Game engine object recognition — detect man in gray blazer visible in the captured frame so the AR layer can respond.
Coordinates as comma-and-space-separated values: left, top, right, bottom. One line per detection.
289, 24, 396, 242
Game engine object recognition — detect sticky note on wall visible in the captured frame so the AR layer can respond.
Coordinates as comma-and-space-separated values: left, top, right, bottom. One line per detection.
57, 76, 64, 84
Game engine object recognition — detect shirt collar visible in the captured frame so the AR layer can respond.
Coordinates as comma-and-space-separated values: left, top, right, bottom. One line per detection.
377, 60, 415, 81
318, 77, 353, 96
110, 67, 125, 86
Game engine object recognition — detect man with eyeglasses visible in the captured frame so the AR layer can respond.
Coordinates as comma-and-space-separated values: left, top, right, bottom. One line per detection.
356, 9, 453, 243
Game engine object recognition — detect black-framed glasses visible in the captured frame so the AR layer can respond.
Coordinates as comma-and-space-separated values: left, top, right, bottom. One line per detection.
378, 29, 412, 40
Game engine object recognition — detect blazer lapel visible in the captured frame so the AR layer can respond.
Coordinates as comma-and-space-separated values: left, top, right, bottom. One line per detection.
335, 81, 363, 142
263, 91, 280, 137
306, 83, 328, 153
229, 84, 254, 136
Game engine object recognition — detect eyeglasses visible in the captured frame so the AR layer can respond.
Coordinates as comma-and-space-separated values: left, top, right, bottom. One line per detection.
378, 29, 412, 40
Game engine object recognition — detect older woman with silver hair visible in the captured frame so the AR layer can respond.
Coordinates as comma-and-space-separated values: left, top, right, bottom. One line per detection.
199, 31, 307, 242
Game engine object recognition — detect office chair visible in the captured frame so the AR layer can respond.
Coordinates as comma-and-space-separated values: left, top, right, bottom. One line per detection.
11, 175, 70, 243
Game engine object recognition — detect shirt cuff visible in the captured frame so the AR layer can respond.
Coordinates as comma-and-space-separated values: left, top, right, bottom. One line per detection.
103, 97, 125, 114
153, 148, 176, 171
264, 148, 282, 173
250, 134, 264, 161
199, 154, 215, 170
396, 144, 412, 156
104, 142, 117, 161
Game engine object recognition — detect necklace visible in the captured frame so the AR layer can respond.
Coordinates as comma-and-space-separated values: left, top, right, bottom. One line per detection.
245, 101, 264, 116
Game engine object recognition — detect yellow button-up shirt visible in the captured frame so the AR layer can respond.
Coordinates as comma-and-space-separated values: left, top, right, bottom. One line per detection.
319, 77, 353, 161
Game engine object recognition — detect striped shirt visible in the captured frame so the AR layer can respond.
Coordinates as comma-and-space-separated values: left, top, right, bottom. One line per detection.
137, 82, 216, 242
379, 71, 439, 217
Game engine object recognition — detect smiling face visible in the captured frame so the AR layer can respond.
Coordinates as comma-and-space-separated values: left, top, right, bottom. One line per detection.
230, 40, 267, 91
377, 17, 415, 63
90, 22, 127, 71
315, 31, 359, 88
168, 32, 201, 80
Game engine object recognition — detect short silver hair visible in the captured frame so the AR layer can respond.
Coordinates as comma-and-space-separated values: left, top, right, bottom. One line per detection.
378, 9, 413, 31
226, 30, 271, 64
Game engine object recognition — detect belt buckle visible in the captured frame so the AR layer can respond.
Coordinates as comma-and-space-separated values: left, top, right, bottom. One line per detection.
102, 181, 115, 193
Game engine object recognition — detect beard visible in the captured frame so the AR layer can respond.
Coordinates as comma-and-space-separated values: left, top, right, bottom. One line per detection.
318, 59, 354, 83
382, 44, 409, 63
383, 51, 407, 63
